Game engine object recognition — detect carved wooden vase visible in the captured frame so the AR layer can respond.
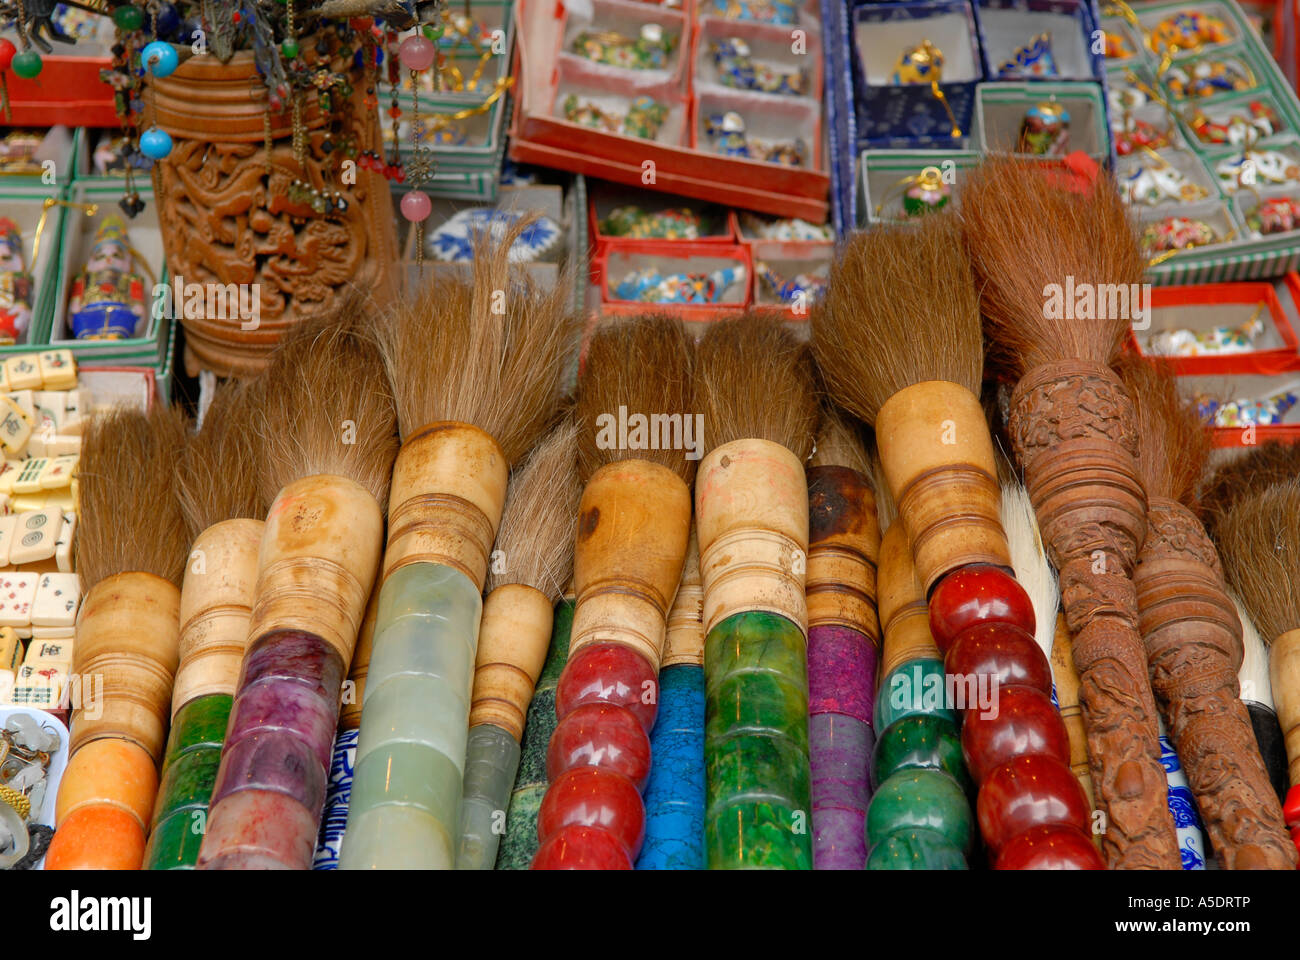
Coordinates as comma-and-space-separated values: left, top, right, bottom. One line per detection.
145, 50, 398, 378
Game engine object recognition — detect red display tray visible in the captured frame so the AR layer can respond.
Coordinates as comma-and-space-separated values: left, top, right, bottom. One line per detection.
4, 55, 117, 128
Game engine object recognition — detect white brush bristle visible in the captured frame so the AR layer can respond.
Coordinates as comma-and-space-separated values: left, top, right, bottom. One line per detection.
1001, 480, 1059, 657
1232, 588, 1273, 709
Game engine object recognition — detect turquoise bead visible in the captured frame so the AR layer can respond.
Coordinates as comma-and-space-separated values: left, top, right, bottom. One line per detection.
871, 713, 971, 795
867, 828, 968, 869
866, 768, 973, 855
874, 658, 955, 730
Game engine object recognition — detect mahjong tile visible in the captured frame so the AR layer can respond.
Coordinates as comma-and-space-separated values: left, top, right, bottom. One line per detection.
24, 634, 72, 664
3, 356, 41, 392
0, 514, 17, 567
6, 391, 35, 425
0, 626, 19, 670
7, 509, 60, 565
40, 455, 77, 490
55, 512, 75, 573
32, 572, 78, 627
61, 390, 91, 435
0, 397, 32, 456
8, 494, 44, 513
12, 663, 63, 707
0, 573, 37, 626
37, 350, 76, 390
11, 459, 46, 495
33, 391, 65, 430
30, 626, 74, 639
45, 435, 79, 457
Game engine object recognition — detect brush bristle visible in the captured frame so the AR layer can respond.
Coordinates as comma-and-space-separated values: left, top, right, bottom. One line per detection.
575, 314, 696, 484
1117, 355, 1210, 508
869, 449, 898, 533
486, 416, 582, 601
1002, 479, 1059, 657
1218, 481, 1300, 644
810, 406, 872, 474
962, 157, 1144, 378
178, 378, 268, 537
258, 300, 399, 509
76, 404, 190, 590
379, 219, 579, 463
1204, 441, 1300, 538
813, 214, 982, 424
695, 313, 818, 458
1231, 588, 1273, 709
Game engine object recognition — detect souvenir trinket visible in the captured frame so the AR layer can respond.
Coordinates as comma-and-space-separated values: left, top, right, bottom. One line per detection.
0, 219, 33, 344
573, 24, 677, 70
0, 712, 61, 840
1163, 56, 1253, 99
1109, 80, 1149, 115
67, 215, 146, 340
1141, 215, 1219, 254
757, 261, 828, 304
1149, 11, 1231, 55
1113, 113, 1172, 156
739, 212, 835, 241
1124, 151, 1210, 205
710, 37, 804, 95
611, 264, 746, 303
703, 111, 806, 165
1146, 309, 1265, 356
900, 165, 952, 216
563, 94, 668, 140
0, 131, 42, 175
1215, 150, 1300, 190
708, 0, 798, 24
600, 206, 704, 239
428, 208, 562, 263
998, 33, 1057, 78
891, 40, 962, 137
1105, 31, 1136, 59
1197, 387, 1299, 426
1018, 101, 1071, 155
1247, 196, 1300, 236
1187, 100, 1277, 146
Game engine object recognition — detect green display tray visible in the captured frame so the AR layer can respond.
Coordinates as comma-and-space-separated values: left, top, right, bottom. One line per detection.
857, 150, 981, 227
0, 186, 67, 353
974, 82, 1109, 162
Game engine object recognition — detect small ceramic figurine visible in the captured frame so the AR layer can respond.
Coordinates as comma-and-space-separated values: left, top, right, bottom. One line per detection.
1113, 113, 1171, 156
1124, 154, 1209, 205
709, 0, 798, 25
1215, 150, 1300, 191
703, 111, 805, 165
1247, 196, 1300, 236
1141, 215, 1218, 254
573, 23, 677, 70
611, 264, 746, 304
601, 206, 705, 239
1163, 56, 1253, 99
0, 218, 34, 344
710, 37, 805, 96
1149, 11, 1231, 55
1018, 101, 1071, 155
67, 215, 147, 340
1197, 387, 1299, 427
892, 39, 945, 84
740, 213, 835, 241
1188, 100, 1278, 147
998, 33, 1056, 78
1147, 313, 1265, 356
902, 165, 951, 216
757, 260, 828, 304
563, 94, 668, 140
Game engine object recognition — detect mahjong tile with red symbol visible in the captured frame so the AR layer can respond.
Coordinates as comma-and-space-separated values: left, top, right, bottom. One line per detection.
32, 572, 79, 627
0, 573, 38, 627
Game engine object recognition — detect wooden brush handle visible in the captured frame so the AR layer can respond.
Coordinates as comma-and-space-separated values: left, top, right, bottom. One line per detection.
72, 572, 182, 763
1051, 614, 1096, 813
1011, 359, 1181, 870
570, 459, 692, 669
1137, 498, 1295, 869
470, 583, 554, 740
807, 465, 881, 641
385, 421, 508, 590
340, 580, 379, 731
246, 473, 384, 667
697, 438, 809, 638
662, 525, 704, 668
1273, 630, 1300, 788
876, 380, 1010, 596
877, 523, 940, 681
173, 518, 263, 716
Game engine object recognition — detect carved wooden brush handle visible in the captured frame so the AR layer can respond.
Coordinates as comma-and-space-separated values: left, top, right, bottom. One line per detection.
1137, 497, 1297, 869
1011, 360, 1181, 869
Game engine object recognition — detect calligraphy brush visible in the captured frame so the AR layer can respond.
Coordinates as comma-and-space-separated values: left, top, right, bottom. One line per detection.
962, 156, 1180, 868
46, 403, 189, 870
197, 303, 399, 870
1232, 590, 1291, 807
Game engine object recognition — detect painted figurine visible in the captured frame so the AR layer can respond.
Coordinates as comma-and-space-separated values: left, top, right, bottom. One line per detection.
1247, 196, 1300, 236
67, 215, 146, 340
1113, 113, 1171, 156
903, 165, 951, 216
1147, 313, 1264, 356
601, 206, 704, 239
1105, 32, 1136, 60
709, 0, 798, 24
0, 219, 34, 344
1215, 150, 1300, 191
1149, 11, 1231, 55
757, 261, 828, 304
1197, 388, 1299, 427
1018, 101, 1071, 155
1188, 100, 1279, 146
703, 111, 805, 165
1124, 155, 1209, 205
892, 39, 944, 84
998, 33, 1056, 78
573, 23, 676, 70
1163, 57, 1253, 99
611, 264, 746, 304
1141, 216, 1217, 254
710, 37, 805, 96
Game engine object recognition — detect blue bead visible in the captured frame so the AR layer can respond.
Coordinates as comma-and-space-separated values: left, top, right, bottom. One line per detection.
142, 40, 179, 78
155, 2, 181, 37
140, 127, 173, 159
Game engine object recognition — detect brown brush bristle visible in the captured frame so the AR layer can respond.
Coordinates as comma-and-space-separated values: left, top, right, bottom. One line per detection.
258, 300, 399, 509
813, 213, 982, 424
961, 157, 1145, 378
1217, 481, 1300, 643
379, 218, 579, 464
695, 313, 818, 458
810, 405, 872, 474
869, 449, 898, 532
575, 314, 696, 484
178, 378, 268, 538
1117, 354, 1210, 508
76, 404, 190, 590
1203, 441, 1300, 538
485, 416, 581, 601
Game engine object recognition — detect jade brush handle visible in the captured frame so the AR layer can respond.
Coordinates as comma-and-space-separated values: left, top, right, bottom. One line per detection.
705, 610, 812, 869
637, 663, 706, 870
458, 723, 521, 869
339, 562, 482, 869
497, 600, 574, 870
144, 694, 232, 870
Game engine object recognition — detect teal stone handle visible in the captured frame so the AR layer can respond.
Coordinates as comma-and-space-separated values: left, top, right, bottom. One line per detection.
340, 561, 483, 869
457, 723, 521, 869
704, 610, 812, 870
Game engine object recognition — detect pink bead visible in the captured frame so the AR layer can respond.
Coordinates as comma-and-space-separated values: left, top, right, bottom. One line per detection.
400, 189, 431, 222
399, 35, 436, 72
